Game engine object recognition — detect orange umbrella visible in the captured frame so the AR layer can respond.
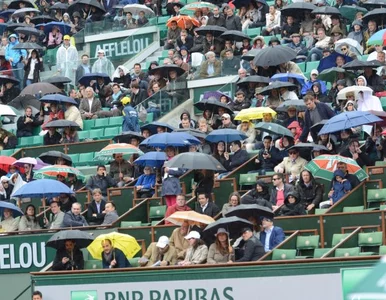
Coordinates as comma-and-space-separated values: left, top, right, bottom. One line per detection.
166, 15, 200, 29
166, 211, 215, 226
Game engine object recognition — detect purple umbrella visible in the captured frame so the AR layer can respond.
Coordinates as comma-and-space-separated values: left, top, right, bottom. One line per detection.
13, 157, 37, 167
202, 91, 232, 103
33, 158, 50, 170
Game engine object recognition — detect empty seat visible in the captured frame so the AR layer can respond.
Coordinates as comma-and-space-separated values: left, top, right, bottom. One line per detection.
272, 249, 296, 260
313, 248, 332, 258
32, 135, 43, 146
239, 173, 258, 189
343, 206, 364, 213
149, 205, 167, 221
332, 233, 350, 247
120, 221, 142, 228
68, 153, 80, 165
358, 232, 383, 255
109, 116, 122, 127
306, 61, 320, 72
89, 129, 104, 140
83, 119, 95, 130
77, 152, 95, 166
379, 245, 386, 255
0, 149, 14, 156
334, 247, 360, 257
84, 260, 103, 269
315, 208, 328, 215
94, 118, 109, 129
77, 131, 90, 141
367, 189, 386, 209
18, 136, 34, 147
104, 127, 120, 139
128, 257, 140, 267
296, 235, 320, 250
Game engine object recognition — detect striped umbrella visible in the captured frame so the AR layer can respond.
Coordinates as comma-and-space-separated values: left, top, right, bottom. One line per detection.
94, 143, 143, 162
166, 15, 200, 29
33, 165, 85, 180
180, 1, 217, 14
305, 154, 368, 181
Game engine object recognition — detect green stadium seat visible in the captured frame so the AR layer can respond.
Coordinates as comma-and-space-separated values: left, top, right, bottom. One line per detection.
89, 129, 104, 140
298, 62, 306, 72
272, 249, 296, 260
332, 233, 350, 247
367, 189, 386, 209
0, 149, 14, 156
68, 153, 80, 165
151, 220, 161, 226
360, 54, 369, 61
18, 136, 34, 147
379, 245, 386, 255
375, 161, 386, 166
157, 16, 169, 24
129, 257, 140, 267
77, 130, 89, 141
306, 61, 319, 72
104, 127, 120, 139
83, 119, 95, 131
296, 235, 319, 257
313, 248, 332, 258
358, 232, 383, 253
334, 247, 360, 257
149, 205, 167, 220
148, 17, 157, 25
84, 260, 103, 270
120, 221, 142, 227
246, 27, 261, 38
78, 152, 95, 166
94, 118, 109, 129
343, 206, 364, 213
381, 204, 386, 210
315, 208, 328, 215
31, 135, 43, 146
108, 116, 122, 127
380, 97, 386, 111
239, 173, 258, 189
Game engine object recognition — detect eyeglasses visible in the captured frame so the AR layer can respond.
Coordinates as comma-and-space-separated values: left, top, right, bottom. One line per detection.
288, 151, 297, 155
341, 48, 347, 51
272, 178, 280, 181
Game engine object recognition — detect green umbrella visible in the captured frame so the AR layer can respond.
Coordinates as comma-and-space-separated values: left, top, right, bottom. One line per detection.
33, 165, 85, 180
180, 1, 217, 15
255, 122, 293, 137
94, 143, 143, 162
339, 5, 367, 23
317, 67, 356, 83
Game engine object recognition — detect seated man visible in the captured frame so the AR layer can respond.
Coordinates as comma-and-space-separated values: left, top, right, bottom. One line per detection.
85, 165, 117, 197
16, 106, 42, 137
43, 128, 62, 146
79, 86, 102, 120
109, 154, 133, 187
62, 203, 88, 228
230, 90, 251, 112
44, 201, 65, 229
269, 173, 294, 209
52, 239, 84, 271
199, 51, 221, 78
222, 49, 240, 76
250, 135, 281, 175
169, 221, 190, 261
341, 139, 373, 168
232, 227, 265, 262
87, 188, 106, 225
195, 193, 220, 217
274, 148, 307, 183
139, 236, 178, 267
307, 27, 331, 62
101, 238, 131, 269
101, 201, 119, 225
0, 208, 19, 232
165, 194, 191, 224
259, 217, 285, 252
219, 140, 249, 179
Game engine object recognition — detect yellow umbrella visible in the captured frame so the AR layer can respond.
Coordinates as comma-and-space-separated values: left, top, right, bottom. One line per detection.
166, 211, 215, 226
234, 107, 277, 121
87, 232, 141, 260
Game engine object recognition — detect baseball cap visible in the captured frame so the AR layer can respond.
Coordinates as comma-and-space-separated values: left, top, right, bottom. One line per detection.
63, 35, 71, 40
222, 113, 231, 120
156, 236, 170, 248
311, 69, 319, 76
185, 231, 200, 240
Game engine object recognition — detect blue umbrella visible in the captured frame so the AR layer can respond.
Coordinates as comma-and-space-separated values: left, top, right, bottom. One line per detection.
141, 122, 175, 135
36, 22, 72, 36
319, 111, 382, 135
12, 179, 74, 198
206, 129, 248, 144
134, 151, 167, 168
140, 132, 200, 149
271, 73, 306, 86
78, 72, 112, 86
317, 52, 353, 73
39, 94, 77, 105
0, 9, 16, 19
0, 201, 23, 218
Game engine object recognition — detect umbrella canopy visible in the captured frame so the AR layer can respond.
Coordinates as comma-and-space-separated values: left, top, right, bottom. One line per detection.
317, 52, 353, 73
13, 157, 37, 167
339, 6, 367, 22
281, 2, 316, 16
95, 144, 143, 162
202, 90, 232, 103
0, 9, 16, 19
0, 201, 23, 218
206, 128, 248, 144
46, 230, 94, 250
195, 25, 227, 37
6, 23, 28, 32
367, 28, 386, 46
8, 0, 34, 9
0, 75, 20, 85
166, 15, 200, 29
39, 151, 72, 165
237, 75, 270, 85
123, 4, 155, 16
337, 86, 374, 101
140, 132, 201, 149
50, 2, 69, 10
37, 21, 72, 36
305, 154, 368, 181
224, 204, 274, 221
173, 128, 207, 139
311, 6, 341, 15
255, 122, 293, 137
21, 82, 60, 95
165, 152, 226, 171
141, 122, 175, 135
12, 7, 40, 17
87, 232, 141, 260
166, 211, 215, 226
203, 216, 254, 239
220, 30, 250, 42
12, 179, 74, 198
44, 76, 72, 84
31, 15, 55, 24
234, 107, 277, 121
0, 104, 18, 117
362, 8, 386, 25
39, 94, 77, 105
319, 111, 382, 135
361, 0, 386, 6
260, 81, 297, 96
271, 73, 306, 86
67, 0, 106, 16
113, 131, 145, 143
78, 72, 112, 86
14, 26, 44, 37
0, 156, 17, 173
241, 49, 260, 62
253, 45, 297, 67
335, 38, 363, 56
317, 67, 356, 83
134, 151, 167, 168
44, 120, 80, 129
343, 59, 383, 70
276, 99, 307, 112
148, 65, 185, 78
289, 143, 329, 152
194, 99, 234, 115
34, 165, 85, 180
179, 1, 217, 13
13, 42, 44, 50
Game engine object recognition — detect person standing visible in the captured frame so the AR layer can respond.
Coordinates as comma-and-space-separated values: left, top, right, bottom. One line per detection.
23, 49, 43, 87
92, 49, 115, 79
56, 35, 78, 85
5, 34, 27, 89
75, 54, 91, 84
121, 96, 140, 133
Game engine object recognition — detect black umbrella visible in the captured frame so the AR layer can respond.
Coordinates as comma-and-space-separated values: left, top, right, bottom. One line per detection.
203, 216, 254, 239
113, 131, 145, 143
78, 73, 111, 86
15, 26, 44, 37
21, 82, 61, 95
289, 143, 329, 151
195, 25, 227, 37
0, 75, 20, 85
46, 230, 94, 250
260, 81, 297, 95
8, 94, 40, 110
68, 0, 106, 16
173, 128, 207, 139
194, 99, 234, 115
237, 75, 270, 85
253, 45, 297, 67
44, 76, 72, 84
276, 99, 307, 112
362, 8, 386, 25
281, 2, 316, 17
6, 22, 28, 32
39, 151, 72, 165
44, 120, 80, 129
148, 64, 185, 78
310, 119, 328, 132
13, 42, 44, 50
220, 30, 250, 42
362, 0, 386, 7
8, 0, 34, 9
241, 49, 259, 62
165, 152, 226, 171
311, 6, 341, 15
342, 59, 383, 70
225, 204, 274, 221
12, 7, 40, 17
31, 15, 56, 24
141, 121, 175, 135
50, 2, 69, 10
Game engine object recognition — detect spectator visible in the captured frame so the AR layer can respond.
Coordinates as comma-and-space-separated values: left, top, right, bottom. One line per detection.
165, 194, 191, 224
18, 204, 41, 231
222, 191, 241, 216
219, 113, 237, 129
87, 188, 106, 225
230, 90, 251, 112
58, 193, 77, 213
52, 239, 84, 271
0, 208, 19, 232
259, 217, 285, 252
56, 35, 78, 85
363, 66, 384, 93
341, 139, 373, 167
274, 148, 307, 182
251, 135, 281, 175
207, 6, 225, 26
307, 27, 331, 62
92, 49, 115, 79
23, 49, 43, 87
262, 6, 281, 36
207, 228, 233, 264
64, 103, 83, 130
322, 169, 352, 208
225, 6, 242, 31
301, 69, 327, 95
137, 11, 148, 27
32, 291, 43, 300
193, 169, 214, 199
109, 153, 133, 188
165, 20, 181, 49
0, 176, 14, 202
130, 81, 148, 107
43, 128, 62, 146
203, 33, 224, 57
269, 173, 294, 209
5, 34, 27, 88
86, 165, 116, 197
220, 140, 249, 178
75, 54, 91, 84
348, 20, 363, 45
200, 51, 221, 78
16, 106, 42, 137
60, 127, 79, 144
178, 231, 208, 266
122, 12, 137, 29
222, 50, 240, 75
44, 201, 65, 230
169, 221, 190, 261
363, 20, 378, 54
232, 227, 265, 261
279, 192, 306, 216
101, 201, 119, 225
282, 16, 300, 39
176, 30, 193, 51
139, 236, 178, 267
102, 239, 131, 269
178, 111, 196, 129
287, 33, 308, 63
135, 166, 156, 198
62, 203, 88, 228
79, 87, 102, 120
242, 180, 273, 209
195, 193, 220, 217
0, 79, 20, 105
113, 65, 132, 88
295, 170, 323, 213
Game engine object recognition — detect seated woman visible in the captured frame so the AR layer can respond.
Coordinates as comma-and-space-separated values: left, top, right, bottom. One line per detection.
222, 192, 241, 216
237, 121, 256, 150
101, 239, 131, 269
241, 180, 272, 209
279, 192, 306, 216
295, 170, 323, 213
0, 176, 14, 202
60, 127, 79, 144
46, 26, 63, 49
207, 228, 233, 264
18, 204, 41, 231
135, 166, 156, 198
178, 231, 208, 266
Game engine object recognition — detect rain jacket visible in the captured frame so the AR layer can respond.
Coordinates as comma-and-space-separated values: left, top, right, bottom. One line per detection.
5, 34, 27, 67
92, 57, 115, 79
56, 43, 78, 85
331, 169, 352, 204
279, 192, 306, 216
122, 104, 140, 132
287, 121, 302, 141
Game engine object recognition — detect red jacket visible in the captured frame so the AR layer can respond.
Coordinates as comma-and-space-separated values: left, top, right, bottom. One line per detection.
164, 204, 191, 224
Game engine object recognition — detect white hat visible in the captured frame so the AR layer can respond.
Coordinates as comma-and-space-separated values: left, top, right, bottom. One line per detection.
311, 69, 319, 76
185, 231, 200, 240
156, 236, 169, 248
97, 49, 105, 54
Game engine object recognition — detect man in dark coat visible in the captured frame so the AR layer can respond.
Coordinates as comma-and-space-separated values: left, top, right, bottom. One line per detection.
259, 217, 285, 252
224, 7, 242, 31
195, 193, 220, 217
363, 67, 384, 92
85, 165, 117, 197
0, 81, 20, 104
250, 135, 281, 175
62, 202, 88, 228
52, 240, 84, 271
234, 227, 265, 261
341, 139, 373, 168
16, 106, 42, 137
207, 6, 225, 27
87, 188, 107, 225
222, 140, 249, 174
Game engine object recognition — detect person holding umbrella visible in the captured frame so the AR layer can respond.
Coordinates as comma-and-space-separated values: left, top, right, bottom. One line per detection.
101, 238, 131, 269
5, 34, 27, 88
52, 239, 84, 271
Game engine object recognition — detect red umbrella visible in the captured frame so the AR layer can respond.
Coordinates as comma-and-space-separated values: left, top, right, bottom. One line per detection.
0, 156, 16, 173
166, 15, 200, 29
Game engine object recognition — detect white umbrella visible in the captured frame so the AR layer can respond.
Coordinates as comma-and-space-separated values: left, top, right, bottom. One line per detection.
0, 104, 17, 117
335, 38, 363, 56
123, 4, 155, 16
337, 86, 373, 101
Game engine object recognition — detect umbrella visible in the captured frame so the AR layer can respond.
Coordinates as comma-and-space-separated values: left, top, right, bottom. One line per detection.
34, 165, 85, 180
289, 143, 329, 152
271, 73, 306, 86
241, 49, 260, 62
319, 111, 382, 135
253, 45, 297, 67
237, 75, 270, 86
95, 144, 143, 162
13, 157, 37, 168
339, 6, 367, 22
368, 110, 386, 127
0, 10, 16, 20
148, 65, 185, 78
343, 59, 383, 70
141, 122, 175, 135
78, 73, 111, 86
0, 156, 17, 173
281, 2, 316, 17
0, 104, 17, 117
362, 8, 386, 25
255, 122, 293, 137
21, 82, 60, 95
361, 0, 386, 6
202, 91, 232, 103
134, 151, 167, 168
224, 204, 274, 221
317, 67, 356, 83
0, 201, 23, 218
165, 152, 226, 171
30, 15, 55, 24
311, 6, 341, 15
6, 23, 28, 32
234, 107, 277, 121
367, 28, 386, 46
335, 38, 363, 56
260, 81, 297, 96
317, 52, 353, 73
205, 129, 248, 144
34, 158, 50, 170
140, 132, 201, 149
166, 211, 215, 226
8, 95, 40, 111
39, 94, 77, 105
276, 99, 307, 112
13, 42, 44, 50
220, 30, 250, 42
14, 26, 44, 37
203, 216, 254, 239
179, 1, 217, 13
123, 4, 155, 16
37, 21, 72, 36
305, 154, 368, 181
8, 0, 35, 9
173, 128, 207, 139
50, 2, 69, 10
113, 131, 145, 143
44, 120, 80, 129
166, 15, 200, 29
46, 230, 94, 250
337, 86, 374, 101
194, 99, 234, 115
195, 25, 227, 37
0, 75, 20, 85
311, 119, 328, 132
39, 151, 72, 165
87, 232, 141, 260
67, 0, 106, 16
12, 179, 74, 198
44, 76, 72, 84
12, 7, 40, 17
